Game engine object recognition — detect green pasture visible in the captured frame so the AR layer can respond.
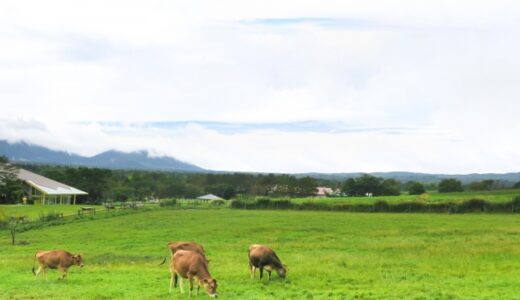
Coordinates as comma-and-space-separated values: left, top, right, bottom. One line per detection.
1, 209, 520, 299
0, 205, 103, 221
292, 189, 520, 205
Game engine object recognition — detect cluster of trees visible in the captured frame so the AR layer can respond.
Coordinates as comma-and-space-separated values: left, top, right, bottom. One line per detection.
341, 175, 400, 196
0, 162, 325, 204
2, 156, 520, 204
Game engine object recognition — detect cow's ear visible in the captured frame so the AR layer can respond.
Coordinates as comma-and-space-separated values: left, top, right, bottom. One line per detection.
213, 279, 217, 284
203, 279, 208, 283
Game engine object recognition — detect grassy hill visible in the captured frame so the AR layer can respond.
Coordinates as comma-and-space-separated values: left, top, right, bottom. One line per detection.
1, 209, 520, 299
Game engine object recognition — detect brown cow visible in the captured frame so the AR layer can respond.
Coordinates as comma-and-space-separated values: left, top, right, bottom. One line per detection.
169, 250, 218, 298
248, 244, 287, 280
167, 241, 206, 257
32, 250, 84, 280
160, 241, 207, 265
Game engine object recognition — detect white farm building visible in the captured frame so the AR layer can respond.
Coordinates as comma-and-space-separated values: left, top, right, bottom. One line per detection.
17, 169, 87, 205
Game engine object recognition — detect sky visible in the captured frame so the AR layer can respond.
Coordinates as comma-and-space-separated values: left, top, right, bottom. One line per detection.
1, 0, 519, 173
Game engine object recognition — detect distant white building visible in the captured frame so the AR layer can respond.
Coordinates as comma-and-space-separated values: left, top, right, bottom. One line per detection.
315, 187, 341, 197
196, 194, 224, 201
16, 169, 87, 205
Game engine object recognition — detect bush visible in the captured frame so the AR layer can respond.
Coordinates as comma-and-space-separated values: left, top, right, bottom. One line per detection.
160, 199, 178, 207
39, 211, 63, 222
459, 199, 488, 213
512, 196, 520, 213
373, 200, 389, 212
229, 195, 520, 214
210, 199, 226, 206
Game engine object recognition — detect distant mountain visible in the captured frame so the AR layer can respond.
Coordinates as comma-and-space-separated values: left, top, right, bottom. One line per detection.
2, 140, 519, 182
0, 140, 204, 172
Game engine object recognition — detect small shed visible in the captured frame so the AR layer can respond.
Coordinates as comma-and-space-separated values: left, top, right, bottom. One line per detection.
196, 194, 224, 202
16, 169, 87, 205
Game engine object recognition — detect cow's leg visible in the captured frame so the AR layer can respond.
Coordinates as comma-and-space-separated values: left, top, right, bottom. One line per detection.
59, 267, 67, 280
179, 277, 185, 294
249, 263, 256, 279
174, 273, 178, 288
169, 273, 174, 294
259, 267, 264, 280
188, 276, 194, 297
267, 270, 272, 281
196, 284, 200, 295
34, 266, 43, 279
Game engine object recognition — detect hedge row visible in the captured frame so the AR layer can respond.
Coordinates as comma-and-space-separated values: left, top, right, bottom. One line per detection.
230, 197, 520, 213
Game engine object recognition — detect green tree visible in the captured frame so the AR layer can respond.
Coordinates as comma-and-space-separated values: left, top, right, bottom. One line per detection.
0, 156, 22, 204
341, 174, 398, 196
297, 176, 318, 197
382, 179, 401, 196
438, 178, 463, 193
206, 184, 236, 200
408, 181, 426, 195
514, 181, 520, 189
468, 179, 495, 191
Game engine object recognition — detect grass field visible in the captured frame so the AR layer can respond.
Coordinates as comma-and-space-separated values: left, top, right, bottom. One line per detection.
2, 208, 520, 299
291, 189, 520, 205
0, 205, 102, 221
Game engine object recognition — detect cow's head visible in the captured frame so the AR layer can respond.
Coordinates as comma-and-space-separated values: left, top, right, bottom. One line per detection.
202, 278, 218, 298
277, 265, 288, 279
73, 254, 84, 268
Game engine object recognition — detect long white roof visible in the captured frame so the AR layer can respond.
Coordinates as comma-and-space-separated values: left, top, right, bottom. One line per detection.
17, 169, 88, 195
197, 194, 224, 200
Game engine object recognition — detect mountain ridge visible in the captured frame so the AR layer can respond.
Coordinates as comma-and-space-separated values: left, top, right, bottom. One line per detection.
0, 140, 204, 172
1, 140, 519, 183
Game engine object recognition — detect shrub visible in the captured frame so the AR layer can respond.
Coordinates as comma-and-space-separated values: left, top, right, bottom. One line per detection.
459, 199, 488, 213
160, 199, 177, 207
210, 199, 226, 206
39, 211, 63, 222
373, 200, 389, 212
511, 196, 520, 213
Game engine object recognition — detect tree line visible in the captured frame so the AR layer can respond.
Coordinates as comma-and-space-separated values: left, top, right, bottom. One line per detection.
1, 156, 519, 204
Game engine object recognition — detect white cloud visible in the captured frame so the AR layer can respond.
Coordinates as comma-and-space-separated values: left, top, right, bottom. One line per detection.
0, 1, 519, 173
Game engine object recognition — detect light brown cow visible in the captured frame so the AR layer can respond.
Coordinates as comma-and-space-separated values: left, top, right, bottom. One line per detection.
248, 244, 287, 280
169, 250, 218, 298
32, 250, 84, 280
160, 241, 207, 265
167, 241, 206, 258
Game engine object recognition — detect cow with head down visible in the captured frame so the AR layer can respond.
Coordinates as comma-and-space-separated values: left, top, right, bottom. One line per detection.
169, 249, 218, 298
32, 250, 84, 280
248, 244, 288, 280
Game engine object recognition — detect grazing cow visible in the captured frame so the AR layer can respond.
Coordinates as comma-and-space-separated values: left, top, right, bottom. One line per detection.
248, 244, 287, 280
160, 241, 207, 265
169, 250, 218, 298
167, 241, 206, 257
32, 250, 84, 280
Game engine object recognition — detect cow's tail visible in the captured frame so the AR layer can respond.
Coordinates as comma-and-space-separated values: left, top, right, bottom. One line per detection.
32, 250, 38, 275
159, 257, 166, 265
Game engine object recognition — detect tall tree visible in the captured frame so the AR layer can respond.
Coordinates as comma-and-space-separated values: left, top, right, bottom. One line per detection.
438, 178, 463, 193
0, 156, 22, 204
407, 181, 426, 195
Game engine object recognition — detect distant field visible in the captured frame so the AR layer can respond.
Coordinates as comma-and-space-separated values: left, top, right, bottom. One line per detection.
0, 205, 102, 221
1, 209, 520, 299
292, 189, 520, 205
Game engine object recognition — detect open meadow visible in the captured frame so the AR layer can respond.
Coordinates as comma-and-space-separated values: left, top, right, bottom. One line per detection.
1, 208, 520, 299
291, 189, 520, 205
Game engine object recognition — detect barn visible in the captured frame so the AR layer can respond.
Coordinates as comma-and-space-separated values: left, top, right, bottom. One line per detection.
16, 169, 87, 205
